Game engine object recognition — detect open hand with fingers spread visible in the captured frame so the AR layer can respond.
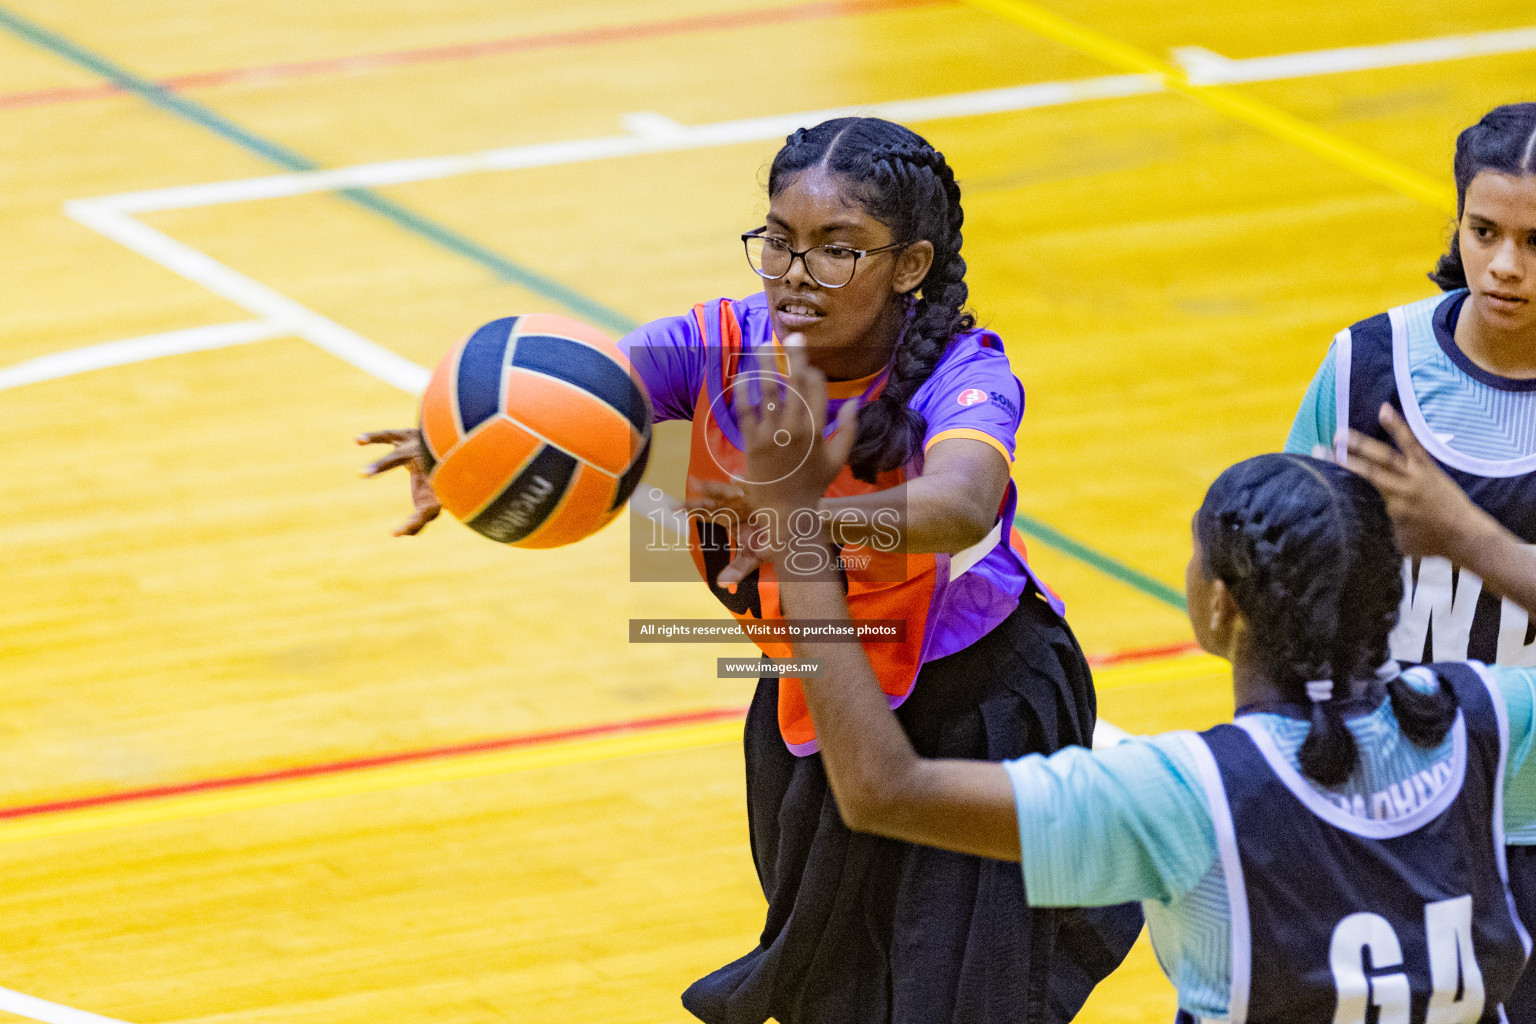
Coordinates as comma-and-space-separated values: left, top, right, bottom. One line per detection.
356, 428, 442, 536
730, 334, 860, 561
1344, 404, 1494, 561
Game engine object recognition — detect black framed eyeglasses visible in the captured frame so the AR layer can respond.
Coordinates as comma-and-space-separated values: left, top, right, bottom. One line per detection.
741, 228, 908, 289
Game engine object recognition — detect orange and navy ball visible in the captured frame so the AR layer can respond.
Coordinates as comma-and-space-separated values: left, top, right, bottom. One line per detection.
417, 314, 652, 547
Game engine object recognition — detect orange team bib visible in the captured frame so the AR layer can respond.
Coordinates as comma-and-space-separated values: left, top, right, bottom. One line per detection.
684, 299, 945, 755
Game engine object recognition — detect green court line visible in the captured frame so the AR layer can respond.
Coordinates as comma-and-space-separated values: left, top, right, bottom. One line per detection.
1014, 511, 1187, 610
0, 5, 639, 336
4, 3, 1188, 611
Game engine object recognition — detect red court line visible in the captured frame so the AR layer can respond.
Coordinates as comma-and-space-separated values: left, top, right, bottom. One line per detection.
0, 636, 1193, 823
1086, 640, 1199, 667
0, 0, 950, 112
0, 82, 122, 110
0, 707, 749, 822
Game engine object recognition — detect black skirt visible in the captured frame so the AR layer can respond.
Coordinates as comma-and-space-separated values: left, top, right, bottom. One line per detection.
682, 587, 1144, 1024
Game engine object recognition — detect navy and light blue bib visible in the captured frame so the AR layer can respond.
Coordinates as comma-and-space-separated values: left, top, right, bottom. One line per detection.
1339, 292, 1536, 668
1180, 664, 1528, 1023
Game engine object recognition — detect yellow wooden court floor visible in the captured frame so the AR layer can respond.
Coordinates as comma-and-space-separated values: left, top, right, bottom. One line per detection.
0, 0, 1530, 1020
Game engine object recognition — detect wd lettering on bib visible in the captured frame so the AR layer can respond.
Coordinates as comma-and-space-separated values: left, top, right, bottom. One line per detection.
1390, 551, 1536, 666
1391, 557, 1482, 663
1341, 298, 1536, 669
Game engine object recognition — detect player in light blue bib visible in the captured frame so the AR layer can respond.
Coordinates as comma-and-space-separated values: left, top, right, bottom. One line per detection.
1287, 102, 1536, 1019
734, 335, 1536, 1022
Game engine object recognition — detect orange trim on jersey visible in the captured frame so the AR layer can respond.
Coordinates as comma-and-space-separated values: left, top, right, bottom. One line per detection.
719, 300, 743, 381
825, 367, 883, 399
762, 330, 880, 399
923, 428, 1013, 463
1009, 525, 1030, 564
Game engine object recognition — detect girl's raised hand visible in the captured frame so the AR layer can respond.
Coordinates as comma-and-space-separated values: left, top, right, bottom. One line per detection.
1344, 404, 1486, 560
731, 334, 859, 520
356, 428, 442, 536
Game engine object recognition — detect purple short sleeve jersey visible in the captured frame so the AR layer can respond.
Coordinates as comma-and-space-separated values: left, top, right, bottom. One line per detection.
620, 292, 1047, 661
620, 309, 710, 423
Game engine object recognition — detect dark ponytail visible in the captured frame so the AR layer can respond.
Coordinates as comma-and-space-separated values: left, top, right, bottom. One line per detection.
1197, 455, 1459, 786
1387, 670, 1461, 748
1430, 103, 1536, 290
767, 118, 973, 483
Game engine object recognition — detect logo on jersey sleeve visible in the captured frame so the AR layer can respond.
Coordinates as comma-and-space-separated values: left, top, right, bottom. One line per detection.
956, 388, 988, 407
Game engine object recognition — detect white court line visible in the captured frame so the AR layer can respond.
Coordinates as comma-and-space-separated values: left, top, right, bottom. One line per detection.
94, 74, 1161, 214
0, 986, 134, 1024
1, 31, 1399, 1011
78, 23, 1536, 219
1175, 24, 1536, 85
65, 200, 430, 394
56, 73, 1168, 396
0, 320, 286, 392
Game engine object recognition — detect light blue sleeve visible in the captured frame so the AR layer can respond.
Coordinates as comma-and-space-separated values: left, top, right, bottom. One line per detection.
1003, 733, 1217, 907
1489, 666, 1536, 834
1284, 342, 1337, 455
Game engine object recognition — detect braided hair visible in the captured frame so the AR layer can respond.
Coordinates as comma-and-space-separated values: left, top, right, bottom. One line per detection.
1430, 102, 1536, 290
768, 117, 972, 483
1197, 455, 1459, 786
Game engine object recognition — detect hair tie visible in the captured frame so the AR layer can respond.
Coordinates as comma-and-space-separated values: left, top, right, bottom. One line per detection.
1305, 679, 1334, 703
1375, 659, 1400, 681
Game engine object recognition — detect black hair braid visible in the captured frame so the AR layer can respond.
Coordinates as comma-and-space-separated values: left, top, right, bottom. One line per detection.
1300, 475, 1364, 787
1324, 465, 1461, 749
765, 119, 974, 483
1202, 467, 1362, 784
1387, 668, 1461, 745
847, 142, 974, 482
1430, 102, 1536, 290
1198, 456, 1458, 787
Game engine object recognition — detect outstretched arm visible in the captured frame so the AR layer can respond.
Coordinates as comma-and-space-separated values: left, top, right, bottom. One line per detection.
776, 565, 1023, 860
1347, 404, 1536, 615
735, 335, 1020, 862
819, 438, 1009, 553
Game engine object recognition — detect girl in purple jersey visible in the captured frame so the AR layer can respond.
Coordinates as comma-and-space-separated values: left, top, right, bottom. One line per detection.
360, 117, 1139, 1024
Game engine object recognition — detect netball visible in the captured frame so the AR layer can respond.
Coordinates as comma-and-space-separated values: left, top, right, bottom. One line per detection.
418, 313, 653, 547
